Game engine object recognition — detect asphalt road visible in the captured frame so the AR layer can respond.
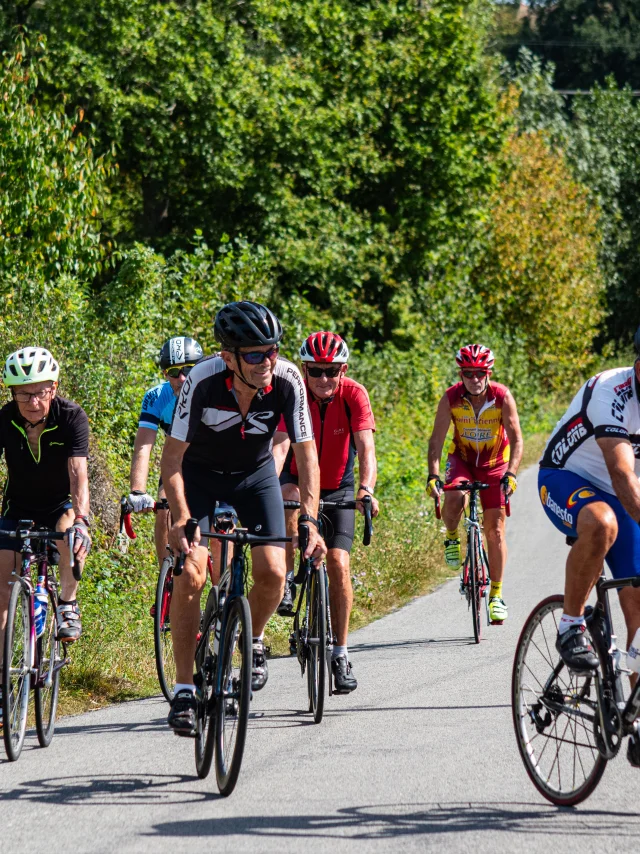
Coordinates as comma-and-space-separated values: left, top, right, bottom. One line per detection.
2, 465, 639, 853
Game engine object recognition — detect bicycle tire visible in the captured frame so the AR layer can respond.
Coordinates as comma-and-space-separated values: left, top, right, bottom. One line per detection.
34, 584, 62, 747
307, 567, 327, 723
215, 596, 252, 796
154, 556, 176, 703
195, 586, 218, 779
3, 580, 31, 761
512, 594, 607, 806
469, 529, 482, 644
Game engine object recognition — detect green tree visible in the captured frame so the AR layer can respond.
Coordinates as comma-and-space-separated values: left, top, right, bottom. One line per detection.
516, 0, 640, 90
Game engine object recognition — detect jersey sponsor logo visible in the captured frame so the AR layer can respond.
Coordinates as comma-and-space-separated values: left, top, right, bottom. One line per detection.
461, 427, 493, 442
201, 408, 275, 434
176, 376, 193, 419
550, 416, 588, 465
540, 484, 574, 527
333, 427, 345, 435
284, 364, 310, 440
602, 425, 628, 436
142, 386, 161, 410
567, 487, 596, 507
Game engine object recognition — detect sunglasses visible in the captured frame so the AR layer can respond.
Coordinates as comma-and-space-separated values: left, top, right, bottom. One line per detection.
165, 364, 196, 378
238, 345, 280, 365
461, 370, 489, 379
307, 366, 342, 378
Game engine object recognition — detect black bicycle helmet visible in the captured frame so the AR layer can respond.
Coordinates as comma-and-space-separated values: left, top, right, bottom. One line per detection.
214, 301, 283, 349
159, 336, 204, 370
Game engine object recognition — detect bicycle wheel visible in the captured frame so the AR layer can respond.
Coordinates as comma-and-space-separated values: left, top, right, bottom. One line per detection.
469, 529, 482, 643
307, 567, 327, 723
35, 585, 62, 747
512, 594, 608, 806
195, 586, 218, 779
215, 596, 252, 796
154, 556, 176, 702
3, 580, 32, 761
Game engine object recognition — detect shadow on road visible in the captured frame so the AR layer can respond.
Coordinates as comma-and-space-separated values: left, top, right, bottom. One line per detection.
53, 716, 168, 737
0, 773, 220, 805
349, 638, 476, 653
145, 801, 640, 840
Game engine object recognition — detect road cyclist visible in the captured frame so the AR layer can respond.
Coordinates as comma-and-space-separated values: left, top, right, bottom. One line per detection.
427, 344, 523, 624
274, 331, 379, 693
160, 301, 326, 736
0, 348, 91, 726
127, 336, 204, 567
536, 329, 640, 765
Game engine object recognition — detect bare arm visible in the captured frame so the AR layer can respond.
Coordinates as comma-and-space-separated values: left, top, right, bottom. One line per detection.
427, 394, 452, 477
598, 437, 640, 521
161, 436, 200, 552
502, 390, 524, 474
68, 456, 90, 519
129, 427, 157, 492
291, 439, 325, 561
354, 428, 379, 516
272, 430, 291, 477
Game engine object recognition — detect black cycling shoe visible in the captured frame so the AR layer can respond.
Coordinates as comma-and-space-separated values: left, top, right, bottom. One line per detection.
276, 572, 296, 617
167, 689, 197, 736
288, 631, 297, 656
332, 655, 357, 694
555, 625, 599, 673
252, 642, 269, 691
628, 728, 640, 768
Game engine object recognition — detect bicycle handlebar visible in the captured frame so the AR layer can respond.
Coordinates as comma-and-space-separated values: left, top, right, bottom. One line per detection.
433, 481, 511, 518
283, 494, 373, 546
119, 495, 170, 542
3, 524, 65, 542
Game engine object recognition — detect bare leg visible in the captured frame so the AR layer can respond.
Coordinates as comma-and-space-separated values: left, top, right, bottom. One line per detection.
170, 545, 208, 685
55, 508, 79, 603
484, 508, 506, 583
326, 548, 352, 647
564, 502, 617, 616
442, 492, 466, 534
248, 545, 286, 636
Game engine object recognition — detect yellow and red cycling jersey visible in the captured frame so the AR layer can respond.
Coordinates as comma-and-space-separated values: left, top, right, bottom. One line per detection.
445, 381, 510, 470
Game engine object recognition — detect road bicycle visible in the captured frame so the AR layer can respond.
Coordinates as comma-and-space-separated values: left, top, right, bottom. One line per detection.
119, 496, 215, 703
283, 495, 373, 723
2, 523, 76, 760
435, 481, 510, 643
178, 505, 292, 796
512, 557, 640, 805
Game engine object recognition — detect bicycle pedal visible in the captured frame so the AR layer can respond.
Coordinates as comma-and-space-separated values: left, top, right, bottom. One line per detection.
173, 729, 197, 739
490, 620, 504, 626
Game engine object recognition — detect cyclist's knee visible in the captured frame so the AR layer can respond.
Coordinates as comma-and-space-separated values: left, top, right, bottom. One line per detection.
327, 548, 350, 577
281, 482, 300, 502
576, 502, 618, 549
177, 547, 209, 591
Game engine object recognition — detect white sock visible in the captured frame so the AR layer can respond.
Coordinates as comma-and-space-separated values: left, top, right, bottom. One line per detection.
174, 683, 195, 695
558, 614, 586, 636
252, 634, 264, 645
332, 644, 348, 659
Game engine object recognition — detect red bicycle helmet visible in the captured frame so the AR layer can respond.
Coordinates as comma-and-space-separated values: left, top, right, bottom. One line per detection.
455, 344, 495, 371
300, 332, 350, 363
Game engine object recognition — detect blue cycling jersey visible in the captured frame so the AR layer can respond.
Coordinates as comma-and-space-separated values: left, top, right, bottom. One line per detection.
138, 381, 177, 434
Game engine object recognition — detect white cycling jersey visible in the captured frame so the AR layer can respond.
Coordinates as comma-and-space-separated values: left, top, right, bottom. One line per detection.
540, 366, 640, 495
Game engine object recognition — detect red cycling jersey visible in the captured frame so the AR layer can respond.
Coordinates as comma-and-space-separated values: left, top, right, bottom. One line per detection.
446, 381, 510, 470
278, 377, 375, 490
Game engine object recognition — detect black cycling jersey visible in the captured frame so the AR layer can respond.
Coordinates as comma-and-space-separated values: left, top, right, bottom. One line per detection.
0, 396, 89, 516
169, 355, 313, 472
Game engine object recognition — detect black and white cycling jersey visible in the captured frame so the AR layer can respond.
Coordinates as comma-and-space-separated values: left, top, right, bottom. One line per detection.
540, 366, 640, 494
169, 355, 313, 473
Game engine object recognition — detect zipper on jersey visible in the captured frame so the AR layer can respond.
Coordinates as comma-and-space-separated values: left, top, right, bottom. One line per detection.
318, 403, 328, 462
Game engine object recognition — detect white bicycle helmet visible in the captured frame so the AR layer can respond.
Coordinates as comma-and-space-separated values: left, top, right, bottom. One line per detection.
3, 348, 60, 386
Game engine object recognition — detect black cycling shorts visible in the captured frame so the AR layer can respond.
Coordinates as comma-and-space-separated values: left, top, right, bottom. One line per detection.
281, 473, 354, 553
0, 501, 73, 552
183, 458, 285, 547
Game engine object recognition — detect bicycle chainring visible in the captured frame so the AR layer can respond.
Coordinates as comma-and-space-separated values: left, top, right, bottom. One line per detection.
593, 693, 622, 759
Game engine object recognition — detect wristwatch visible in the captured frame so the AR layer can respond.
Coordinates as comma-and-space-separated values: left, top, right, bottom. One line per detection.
358, 484, 374, 496
299, 514, 320, 530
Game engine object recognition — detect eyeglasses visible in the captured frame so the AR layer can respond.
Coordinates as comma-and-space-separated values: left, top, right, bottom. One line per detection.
165, 364, 196, 378
307, 366, 341, 378
238, 345, 280, 365
461, 370, 489, 379
13, 387, 54, 403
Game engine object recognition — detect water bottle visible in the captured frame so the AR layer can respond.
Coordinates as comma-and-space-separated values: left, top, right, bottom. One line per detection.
627, 628, 640, 674
34, 577, 48, 638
